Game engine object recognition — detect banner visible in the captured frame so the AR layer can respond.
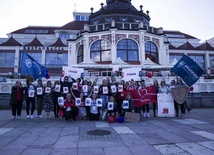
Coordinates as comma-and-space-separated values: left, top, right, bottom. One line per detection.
171, 55, 204, 87
20, 52, 48, 80
62, 66, 84, 80
126, 85, 157, 107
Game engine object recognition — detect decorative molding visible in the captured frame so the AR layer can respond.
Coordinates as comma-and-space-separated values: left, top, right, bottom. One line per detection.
128, 34, 139, 44
115, 34, 126, 43
144, 36, 150, 42
89, 36, 99, 45
101, 34, 112, 43
152, 38, 160, 47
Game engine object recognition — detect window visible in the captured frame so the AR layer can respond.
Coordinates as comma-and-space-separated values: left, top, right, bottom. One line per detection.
0, 52, 15, 67
189, 55, 205, 69
210, 56, 214, 69
90, 40, 111, 63
117, 39, 139, 62
19, 52, 41, 67
77, 45, 84, 63
46, 53, 68, 68
59, 34, 70, 39
145, 41, 158, 63
169, 55, 182, 64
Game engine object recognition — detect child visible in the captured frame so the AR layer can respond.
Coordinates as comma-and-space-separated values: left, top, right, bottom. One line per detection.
89, 93, 100, 121
106, 96, 118, 119
121, 93, 134, 117
64, 93, 79, 121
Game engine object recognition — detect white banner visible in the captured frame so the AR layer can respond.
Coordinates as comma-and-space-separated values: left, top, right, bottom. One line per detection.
157, 93, 175, 117
62, 66, 84, 80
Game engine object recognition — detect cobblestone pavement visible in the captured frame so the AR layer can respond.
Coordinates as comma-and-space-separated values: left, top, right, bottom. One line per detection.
0, 109, 214, 155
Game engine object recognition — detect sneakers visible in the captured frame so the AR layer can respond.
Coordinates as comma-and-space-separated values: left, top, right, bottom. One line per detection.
38, 115, 42, 118
146, 113, 150, 117
30, 115, 34, 119
143, 113, 147, 117
26, 115, 30, 119
17, 116, 21, 119
180, 114, 185, 119
11, 116, 15, 119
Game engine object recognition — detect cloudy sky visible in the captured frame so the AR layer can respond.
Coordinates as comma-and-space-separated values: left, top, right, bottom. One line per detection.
0, 0, 213, 41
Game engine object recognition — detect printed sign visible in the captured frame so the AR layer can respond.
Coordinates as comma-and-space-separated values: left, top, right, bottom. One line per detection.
55, 84, 61, 92
93, 86, 99, 93
58, 97, 64, 106
36, 87, 43, 95
157, 93, 175, 117
96, 98, 103, 107
72, 83, 78, 90
103, 87, 108, 94
107, 102, 114, 110
63, 87, 69, 94
28, 90, 35, 98
118, 85, 123, 92
82, 85, 88, 93
75, 98, 81, 106
122, 100, 129, 109
62, 66, 84, 81
45, 87, 51, 93
111, 85, 117, 93
85, 98, 92, 106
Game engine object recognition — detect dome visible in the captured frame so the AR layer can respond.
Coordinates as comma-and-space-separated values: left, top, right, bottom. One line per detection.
89, 0, 150, 28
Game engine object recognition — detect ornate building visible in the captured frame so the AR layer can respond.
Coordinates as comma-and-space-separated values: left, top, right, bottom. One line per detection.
0, 0, 214, 80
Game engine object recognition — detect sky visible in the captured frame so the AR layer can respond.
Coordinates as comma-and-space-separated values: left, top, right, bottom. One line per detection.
0, 0, 214, 41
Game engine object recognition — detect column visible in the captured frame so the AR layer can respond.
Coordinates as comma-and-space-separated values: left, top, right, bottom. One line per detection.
205, 51, 210, 74
111, 29, 117, 63
139, 30, 144, 64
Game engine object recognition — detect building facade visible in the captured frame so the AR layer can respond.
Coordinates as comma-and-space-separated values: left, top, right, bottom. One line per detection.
0, 0, 214, 86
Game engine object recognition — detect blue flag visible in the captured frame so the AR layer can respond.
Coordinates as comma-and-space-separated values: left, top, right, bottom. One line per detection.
20, 52, 48, 80
171, 54, 204, 87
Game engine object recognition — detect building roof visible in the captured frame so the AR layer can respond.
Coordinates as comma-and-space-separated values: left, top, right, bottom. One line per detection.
163, 30, 198, 39
196, 42, 214, 51
48, 38, 67, 47
0, 37, 22, 46
24, 37, 43, 46
58, 21, 88, 30
177, 42, 195, 50
168, 44, 177, 49
10, 26, 60, 35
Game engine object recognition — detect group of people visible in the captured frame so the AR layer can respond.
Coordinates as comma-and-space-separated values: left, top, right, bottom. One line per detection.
10, 75, 191, 121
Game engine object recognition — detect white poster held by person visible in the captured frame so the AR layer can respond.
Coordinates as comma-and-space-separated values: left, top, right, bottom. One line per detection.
111, 85, 117, 93
107, 102, 114, 110
62, 66, 84, 80
45, 87, 51, 93
55, 84, 61, 92
103, 86, 108, 94
118, 85, 123, 92
63, 87, 69, 94
157, 93, 175, 117
28, 90, 35, 97
36, 87, 43, 95
82, 85, 88, 93
58, 97, 64, 106
75, 98, 81, 106
85, 98, 92, 106
122, 100, 129, 109
96, 98, 102, 107
72, 83, 78, 90
93, 86, 99, 93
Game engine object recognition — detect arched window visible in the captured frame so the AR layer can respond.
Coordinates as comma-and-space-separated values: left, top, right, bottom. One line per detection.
77, 45, 83, 64
90, 40, 111, 63
145, 41, 158, 63
117, 39, 139, 62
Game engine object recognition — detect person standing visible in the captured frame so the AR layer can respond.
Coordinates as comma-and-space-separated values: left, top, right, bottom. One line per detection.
52, 80, 61, 118
168, 80, 178, 117
10, 81, 25, 119
25, 79, 36, 119
44, 81, 54, 119
35, 79, 44, 118
152, 80, 159, 117
139, 80, 150, 117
